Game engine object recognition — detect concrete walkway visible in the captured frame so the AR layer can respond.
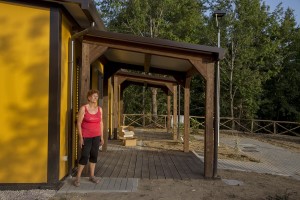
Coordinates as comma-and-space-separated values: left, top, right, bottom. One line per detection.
194, 135, 300, 180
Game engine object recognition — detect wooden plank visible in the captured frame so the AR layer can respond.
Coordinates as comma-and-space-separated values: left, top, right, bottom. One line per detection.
153, 151, 165, 179
186, 155, 204, 179
162, 152, 181, 179
94, 150, 111, 175
126, 150, 137, 178
141, 151, 150, 179
97, 146, 120, 177
110, 149, 127, 177
118, 149, 132, 178
148, 151, 158, 179
133, 151, 143, 178
102, 146, 124, 177
169, 152, 190, 180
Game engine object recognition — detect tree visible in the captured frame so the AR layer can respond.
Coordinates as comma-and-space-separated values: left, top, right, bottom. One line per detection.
259, 8, 300, 121
205, 0, 284, 122
96, 0, 206, 118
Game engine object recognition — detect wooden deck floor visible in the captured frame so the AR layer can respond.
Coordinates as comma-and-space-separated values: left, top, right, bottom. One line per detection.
84, 129, 205, 180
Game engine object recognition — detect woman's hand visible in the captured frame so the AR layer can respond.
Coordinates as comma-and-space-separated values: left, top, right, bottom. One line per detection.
79, 137, 84, 148
100, 138, 104, 146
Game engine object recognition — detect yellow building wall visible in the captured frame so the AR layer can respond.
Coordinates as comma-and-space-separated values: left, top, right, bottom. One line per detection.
0, 2, 50, 183
59, 15, 72, 179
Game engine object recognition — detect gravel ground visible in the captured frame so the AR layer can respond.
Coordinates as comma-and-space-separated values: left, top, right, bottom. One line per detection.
0, 190, 56, 200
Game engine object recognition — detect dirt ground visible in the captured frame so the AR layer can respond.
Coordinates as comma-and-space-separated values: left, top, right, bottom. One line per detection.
52, 170, 300, 200
51, 131, 300, 200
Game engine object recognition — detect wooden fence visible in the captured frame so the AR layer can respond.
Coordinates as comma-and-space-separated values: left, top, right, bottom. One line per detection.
122, 114, 300, 136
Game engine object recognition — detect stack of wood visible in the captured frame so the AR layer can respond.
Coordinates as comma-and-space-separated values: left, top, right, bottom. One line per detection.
119, 126, 135, 138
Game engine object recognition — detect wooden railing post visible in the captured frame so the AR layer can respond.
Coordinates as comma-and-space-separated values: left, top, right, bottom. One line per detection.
273, 122, 277, 134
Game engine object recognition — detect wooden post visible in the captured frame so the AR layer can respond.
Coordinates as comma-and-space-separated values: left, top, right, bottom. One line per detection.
113, 76, 118, 139
80, 43, 90, 106
173, 85, 177, 140
204, 63, 215, 178
273, 122, 277, 134
167, 91, 171, 133
120, 85, 124, 126
251, 119, 254, 133
183, 77, 191, 153
102, 78, 109, 152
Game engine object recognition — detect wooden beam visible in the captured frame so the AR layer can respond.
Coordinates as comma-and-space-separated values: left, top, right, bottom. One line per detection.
167, 83, 174, 94
173, 85, 178, 140
80, 42, 90, 106
89, 44, 108, 64
185, 66, 198, 78
204, 62, 215, 178
83, 37, 213, 61
144, 54, 151, 73
118, 77, 127, 85
183, 77, 192, 152
189, 59, 207, 80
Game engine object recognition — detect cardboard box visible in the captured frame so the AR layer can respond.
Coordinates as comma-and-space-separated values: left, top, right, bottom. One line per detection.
123, 138, 137, 146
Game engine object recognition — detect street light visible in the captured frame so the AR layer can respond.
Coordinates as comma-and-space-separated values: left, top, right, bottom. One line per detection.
213, 10, 226, 178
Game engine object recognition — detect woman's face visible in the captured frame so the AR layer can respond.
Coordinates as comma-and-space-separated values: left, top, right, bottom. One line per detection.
88, 93, 99, 103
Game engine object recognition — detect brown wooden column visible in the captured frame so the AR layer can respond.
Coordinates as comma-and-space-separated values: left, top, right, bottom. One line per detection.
173, 85, 178, 140
183, 77, 191, 152
102, 77, 109, 152
167, 91, 171, 133
80, 43, 90, 105
204, 63, 215, 178
113, 76, 118, 139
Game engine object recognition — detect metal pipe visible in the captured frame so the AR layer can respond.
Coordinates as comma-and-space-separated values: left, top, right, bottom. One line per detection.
177, 85, 180, 140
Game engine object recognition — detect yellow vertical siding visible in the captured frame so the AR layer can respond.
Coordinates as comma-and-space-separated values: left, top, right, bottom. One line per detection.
0, 2, 49, 183
59, 15, 72, 179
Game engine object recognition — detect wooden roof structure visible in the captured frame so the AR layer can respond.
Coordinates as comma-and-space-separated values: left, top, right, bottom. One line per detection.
80, 29, 225, 178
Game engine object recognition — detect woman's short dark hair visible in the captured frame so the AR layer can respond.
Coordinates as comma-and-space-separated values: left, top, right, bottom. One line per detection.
87, 89, 100, 99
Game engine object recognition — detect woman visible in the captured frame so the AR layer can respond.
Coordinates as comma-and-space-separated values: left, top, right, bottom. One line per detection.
74, 89, 104, 187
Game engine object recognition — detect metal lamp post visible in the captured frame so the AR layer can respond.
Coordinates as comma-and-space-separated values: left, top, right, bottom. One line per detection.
213, 10, 226, 177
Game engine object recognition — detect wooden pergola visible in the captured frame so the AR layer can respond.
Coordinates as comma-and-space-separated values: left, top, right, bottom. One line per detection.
113, 70, 178, 139
80, 30, 224, 178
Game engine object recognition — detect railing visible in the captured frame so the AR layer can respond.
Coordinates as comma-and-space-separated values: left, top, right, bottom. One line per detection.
122, 114, 300, 136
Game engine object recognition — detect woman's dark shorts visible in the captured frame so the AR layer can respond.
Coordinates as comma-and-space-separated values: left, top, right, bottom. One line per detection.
79, 136, 100, 165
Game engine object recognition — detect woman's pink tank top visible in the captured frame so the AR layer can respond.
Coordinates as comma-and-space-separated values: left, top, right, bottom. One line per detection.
81, 106, 102, 138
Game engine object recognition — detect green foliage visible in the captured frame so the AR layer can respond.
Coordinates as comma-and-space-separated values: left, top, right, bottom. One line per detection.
95, 0, 300, 122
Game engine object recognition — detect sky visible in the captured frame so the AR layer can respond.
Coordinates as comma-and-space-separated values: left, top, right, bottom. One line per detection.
263, 0, 300, 26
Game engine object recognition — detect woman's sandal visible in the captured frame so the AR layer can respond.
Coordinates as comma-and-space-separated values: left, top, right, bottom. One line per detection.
73, 179, 80, 187
89, 176, 100, 184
